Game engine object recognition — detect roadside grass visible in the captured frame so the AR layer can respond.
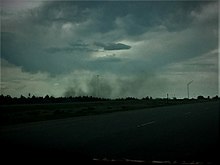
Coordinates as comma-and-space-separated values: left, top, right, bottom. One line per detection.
0, 99, 213, 125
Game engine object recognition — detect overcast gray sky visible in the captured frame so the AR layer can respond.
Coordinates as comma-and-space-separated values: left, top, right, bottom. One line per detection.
1, 0, 219, 98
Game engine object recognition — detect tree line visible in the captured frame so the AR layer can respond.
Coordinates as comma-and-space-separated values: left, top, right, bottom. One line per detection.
0, 94, 219, 105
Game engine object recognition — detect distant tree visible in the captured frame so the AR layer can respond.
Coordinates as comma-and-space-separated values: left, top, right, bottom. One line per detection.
44, 95, 50, 99
197, 95, 205, 100
212, 95, 219, 100
125, 97, 138, 100
142, 96, 150, 100
20, 95, 26, 99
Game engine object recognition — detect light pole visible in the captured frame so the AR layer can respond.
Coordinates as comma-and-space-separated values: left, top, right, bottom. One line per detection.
187, 80, 193, 99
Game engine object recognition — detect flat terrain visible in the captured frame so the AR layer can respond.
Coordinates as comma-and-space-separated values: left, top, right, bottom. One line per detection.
0, 101, 219, 164
0, 99, 209, 125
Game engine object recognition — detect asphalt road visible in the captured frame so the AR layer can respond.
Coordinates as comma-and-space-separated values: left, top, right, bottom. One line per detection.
0, 101, 219, 163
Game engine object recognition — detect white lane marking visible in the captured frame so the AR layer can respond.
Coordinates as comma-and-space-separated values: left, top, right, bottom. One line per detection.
137, 121, 155, 128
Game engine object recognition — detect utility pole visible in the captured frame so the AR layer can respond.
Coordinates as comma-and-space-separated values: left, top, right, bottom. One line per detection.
166, 93, 169, 104
96, 75, 99, 98
187, 80, 193, 99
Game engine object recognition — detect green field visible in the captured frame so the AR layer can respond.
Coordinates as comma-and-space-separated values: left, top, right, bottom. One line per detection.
0, 99, 214, 125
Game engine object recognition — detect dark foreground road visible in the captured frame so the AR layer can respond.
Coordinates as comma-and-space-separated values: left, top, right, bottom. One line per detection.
0, 101, 219, 164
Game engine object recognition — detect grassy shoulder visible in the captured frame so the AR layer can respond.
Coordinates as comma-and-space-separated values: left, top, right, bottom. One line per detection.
0, 99, 217, 126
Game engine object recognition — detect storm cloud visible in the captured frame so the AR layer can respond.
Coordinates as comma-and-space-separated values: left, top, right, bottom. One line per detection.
94, 42, 131, 50
1, 0, 218, 98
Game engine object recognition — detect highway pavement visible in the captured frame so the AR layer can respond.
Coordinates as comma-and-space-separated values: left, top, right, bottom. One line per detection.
0, 101, 219, 163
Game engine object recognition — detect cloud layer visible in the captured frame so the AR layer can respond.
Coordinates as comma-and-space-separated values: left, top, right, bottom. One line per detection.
1, 1, 218, 98
94, 42, 131, 51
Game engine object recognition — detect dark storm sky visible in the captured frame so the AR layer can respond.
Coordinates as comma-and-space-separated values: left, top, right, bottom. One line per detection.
1, 0, 219, 98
